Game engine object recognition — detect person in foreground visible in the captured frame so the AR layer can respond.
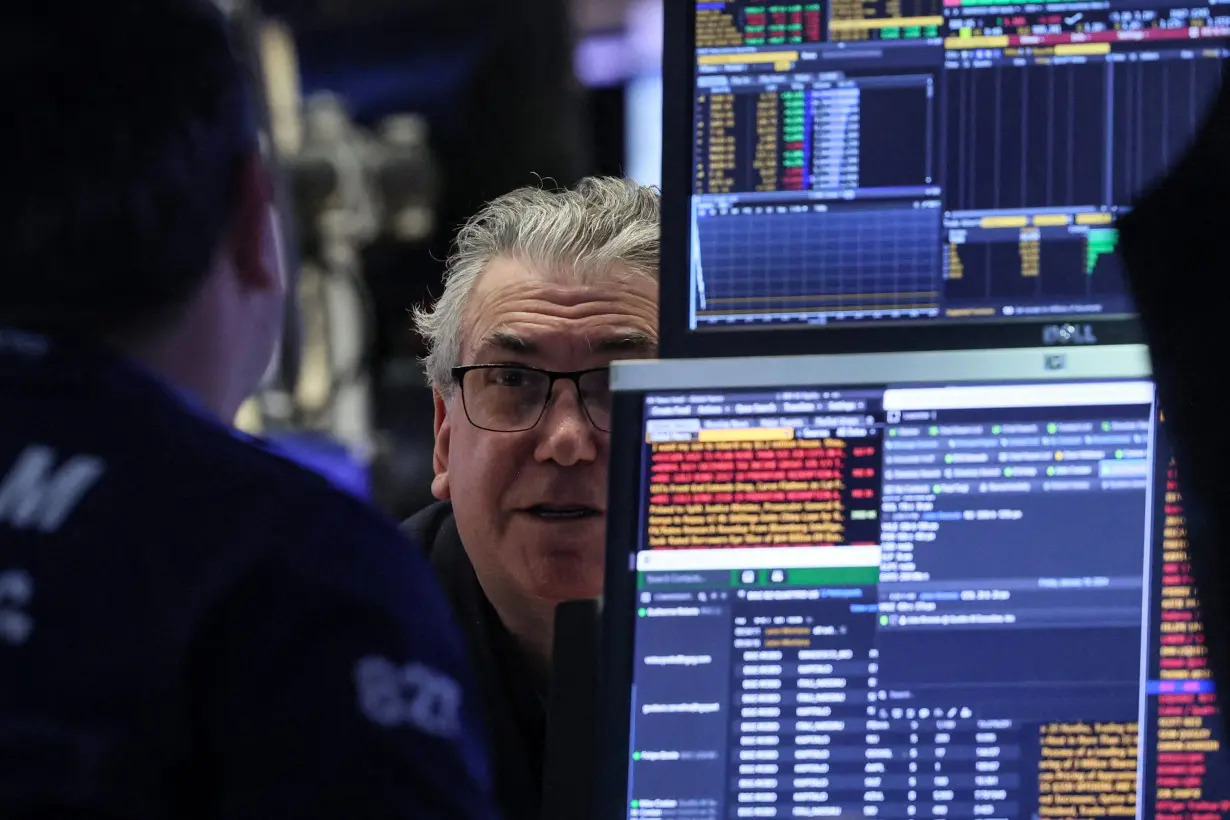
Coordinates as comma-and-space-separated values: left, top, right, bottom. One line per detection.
0, 4, 497, 818
405, 177, 660, 819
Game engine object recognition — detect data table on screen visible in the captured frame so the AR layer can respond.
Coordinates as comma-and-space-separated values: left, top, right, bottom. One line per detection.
683, 0, 1230, 331
620, 377, 1230, 820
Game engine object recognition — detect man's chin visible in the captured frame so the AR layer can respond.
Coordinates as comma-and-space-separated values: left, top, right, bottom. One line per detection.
525, 551, 604, 602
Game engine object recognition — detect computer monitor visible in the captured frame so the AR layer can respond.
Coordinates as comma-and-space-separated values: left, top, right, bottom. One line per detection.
599, 347, 1227, 819
657, 1, 1226, 358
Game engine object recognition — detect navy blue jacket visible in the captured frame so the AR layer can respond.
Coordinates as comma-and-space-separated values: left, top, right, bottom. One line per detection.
0, 328, 498, 819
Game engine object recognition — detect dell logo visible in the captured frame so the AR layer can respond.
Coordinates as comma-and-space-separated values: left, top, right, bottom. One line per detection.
1042, 324, 1098, 346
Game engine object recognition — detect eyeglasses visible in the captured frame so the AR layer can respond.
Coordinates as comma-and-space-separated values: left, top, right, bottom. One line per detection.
451, 364, 612, 433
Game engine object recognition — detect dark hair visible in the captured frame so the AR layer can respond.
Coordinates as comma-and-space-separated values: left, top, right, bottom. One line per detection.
0, 2, 260, 335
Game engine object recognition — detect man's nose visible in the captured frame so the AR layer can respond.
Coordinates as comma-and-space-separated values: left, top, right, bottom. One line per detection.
533, 382, 600, 466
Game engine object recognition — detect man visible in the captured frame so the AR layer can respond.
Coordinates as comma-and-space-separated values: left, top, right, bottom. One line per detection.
0, 4, 497, 818
405, 177, 660, 820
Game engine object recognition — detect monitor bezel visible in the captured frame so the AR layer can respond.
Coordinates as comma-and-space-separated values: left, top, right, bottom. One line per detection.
658, 1, 1145, 360
598, 346, 1153, 818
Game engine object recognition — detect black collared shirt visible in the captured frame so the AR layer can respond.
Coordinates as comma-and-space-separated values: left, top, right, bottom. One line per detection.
403, 502, 546, 820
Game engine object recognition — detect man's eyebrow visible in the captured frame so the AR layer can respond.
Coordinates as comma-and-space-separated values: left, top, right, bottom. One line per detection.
474, 330, 658, 359
477, 330, 537, 356
592, 332, 659, 356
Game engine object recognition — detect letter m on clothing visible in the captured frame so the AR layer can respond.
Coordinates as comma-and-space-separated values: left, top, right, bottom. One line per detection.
0, 446, 106, 534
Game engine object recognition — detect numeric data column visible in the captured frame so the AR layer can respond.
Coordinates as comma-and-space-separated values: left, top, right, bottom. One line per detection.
730, 594, 878, 817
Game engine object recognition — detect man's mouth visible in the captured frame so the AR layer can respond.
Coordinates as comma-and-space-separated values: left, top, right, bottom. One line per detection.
523, 504, 603, 521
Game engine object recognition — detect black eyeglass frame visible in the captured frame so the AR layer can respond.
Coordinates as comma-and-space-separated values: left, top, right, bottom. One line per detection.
450, 364, 613, 433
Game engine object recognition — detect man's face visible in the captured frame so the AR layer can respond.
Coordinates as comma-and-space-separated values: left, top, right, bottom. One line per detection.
431, 257, 658, 604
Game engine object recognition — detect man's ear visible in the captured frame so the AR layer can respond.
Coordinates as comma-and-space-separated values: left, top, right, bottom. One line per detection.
431, 390, 452, 500
229, 152, 280, 294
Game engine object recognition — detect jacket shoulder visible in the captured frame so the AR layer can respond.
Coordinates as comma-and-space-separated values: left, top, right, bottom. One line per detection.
401, 500, 454, 556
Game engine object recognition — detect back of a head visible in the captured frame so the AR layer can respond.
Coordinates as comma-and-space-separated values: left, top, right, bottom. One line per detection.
0, 2, 258, 337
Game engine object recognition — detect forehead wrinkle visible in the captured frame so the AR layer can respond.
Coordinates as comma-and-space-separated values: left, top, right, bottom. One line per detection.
461, 263, 659, 360
469, 299, 649, 343
473, 273, 654, 316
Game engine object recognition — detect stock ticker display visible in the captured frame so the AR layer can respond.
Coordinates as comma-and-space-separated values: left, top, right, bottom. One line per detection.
688, 0, 1227, 328
624, 381, 1230, 819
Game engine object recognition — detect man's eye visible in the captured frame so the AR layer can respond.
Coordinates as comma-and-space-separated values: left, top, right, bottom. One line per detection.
493, 370, 527, 388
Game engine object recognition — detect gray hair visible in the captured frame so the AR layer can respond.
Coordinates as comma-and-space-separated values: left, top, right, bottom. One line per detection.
413, 176, 660, 391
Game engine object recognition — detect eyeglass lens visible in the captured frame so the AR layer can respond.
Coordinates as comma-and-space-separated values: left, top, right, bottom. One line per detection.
461, 367, 611, 432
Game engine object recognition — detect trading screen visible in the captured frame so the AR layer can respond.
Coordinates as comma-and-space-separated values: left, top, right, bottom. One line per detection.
688, 0, 1227, 328
624, 380, 1230, 818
